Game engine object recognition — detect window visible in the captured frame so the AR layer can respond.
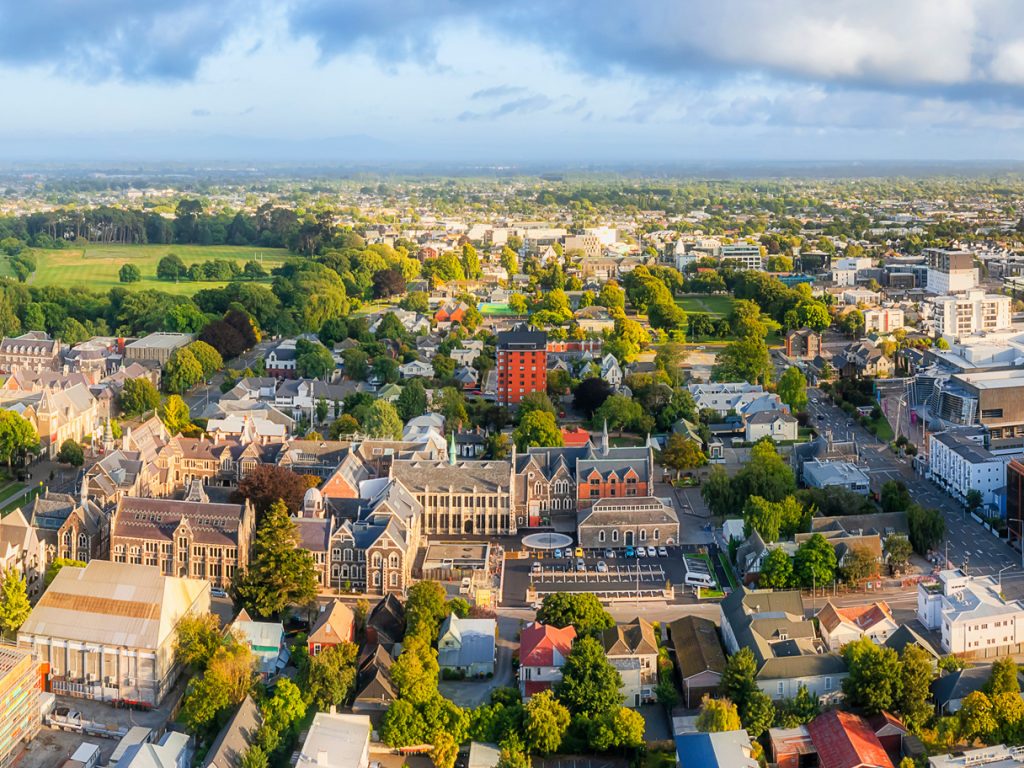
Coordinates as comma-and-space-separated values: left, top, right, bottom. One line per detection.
390, 572, 399, 587
599, 530, 606, 543
389, 553, 400, 568
825, 677, 833, 691
373, 572, 381, 586
313, 644, 321, 655
653, 529, 660, 540
612, 530, 619, 542
640, 530, 647, 541
777, 682, 785, 696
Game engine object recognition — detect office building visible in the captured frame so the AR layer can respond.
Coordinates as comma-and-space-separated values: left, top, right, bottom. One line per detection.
863, 307, 905, 334
928, 431, 1011, 508
918, 569, 1024, 656
929, 290, 1012, 341
719, 243, 763, 271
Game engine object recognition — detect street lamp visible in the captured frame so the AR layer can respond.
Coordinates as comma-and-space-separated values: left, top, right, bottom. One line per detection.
999, 564, 1014, 594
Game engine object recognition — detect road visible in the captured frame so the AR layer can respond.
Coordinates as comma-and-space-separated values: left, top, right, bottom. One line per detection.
807, 386, 1023, 583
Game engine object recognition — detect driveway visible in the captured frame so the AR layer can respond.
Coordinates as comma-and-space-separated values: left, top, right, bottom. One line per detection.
438, 616, 518, 707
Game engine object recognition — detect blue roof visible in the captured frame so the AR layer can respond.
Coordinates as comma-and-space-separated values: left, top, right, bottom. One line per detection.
676, 734, 717, 768
675, 731, 758, 768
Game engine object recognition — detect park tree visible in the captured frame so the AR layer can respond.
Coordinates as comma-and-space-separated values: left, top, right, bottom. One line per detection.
175, 612, 225, 670
405, 580, 450, 641
0, 569, 30, 638
987, 656, 1021, 696
881, 480, 912, 513
898, 645, 936, 730
187, 340, 223, 379
597, 281, 626, 312
372, 268, 407, 299
56, 439, 84, 467
158, 395, 192, 436
537, 593, 614, 636
885, 534, 913, 574
295, 339, 336, 379
730, 299, 769, 339
556, 636, 623, 717
119, 377, 161, 417
593, 394, 647, 435
794, 533, 837, 588
759, 548, 793, 589
235, 464, 308, 517
776, 366, 808, 412
711, 335, 772, 385
306, 641, 359, 709
523, 690, 570, 754
119, 263, 141, 283
907, 503, 946, 555
958, 691, 997, 743
233, 500, 319, 617
363, 400, 404, 439
156, 253, 187, 280
396, 379, 427, 421
513, 411, 563, 451
163, 347, 204, 393
701, 466, 734, 518
573, 377, 613, 419
841, 637, 903, 715
696, 696, 742, 732
660, 433, 707, 477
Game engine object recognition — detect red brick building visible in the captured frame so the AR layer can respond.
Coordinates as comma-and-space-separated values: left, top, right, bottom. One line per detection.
497, 324, 548, 407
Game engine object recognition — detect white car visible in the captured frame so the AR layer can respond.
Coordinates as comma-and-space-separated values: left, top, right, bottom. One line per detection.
657, 546, 668, 557
531, 562, 542, 573
596, 561, 608, 573
636, 546, 648, 558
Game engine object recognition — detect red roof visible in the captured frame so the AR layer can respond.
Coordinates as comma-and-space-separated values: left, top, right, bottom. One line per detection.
807, 711, 894, 768
523, 680, 552, 696
561, 427, 591, 448
519, 622, 576, 668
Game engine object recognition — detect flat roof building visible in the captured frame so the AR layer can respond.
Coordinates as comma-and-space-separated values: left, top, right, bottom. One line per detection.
295, 712, 370, 768
124, 333, 194, 364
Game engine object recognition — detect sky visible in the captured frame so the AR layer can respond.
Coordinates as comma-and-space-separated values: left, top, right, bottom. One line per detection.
5, 1, 1024, 164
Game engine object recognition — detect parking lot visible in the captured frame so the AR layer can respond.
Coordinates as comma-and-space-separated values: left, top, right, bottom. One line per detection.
502, 545, 729, 605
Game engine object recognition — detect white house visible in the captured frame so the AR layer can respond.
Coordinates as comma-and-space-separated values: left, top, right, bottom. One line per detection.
816, 601, 899, 652
688, 383, 787, 418
399, 360, 435, 379
745, 410, 798, 443
928, 430, 1011, 508
437, 614, 496, 677
600, 353, 623, 389
918, 569, 1024, 656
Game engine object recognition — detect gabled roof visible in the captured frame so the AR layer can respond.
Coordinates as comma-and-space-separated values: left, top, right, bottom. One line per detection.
600, 618, 658, 657
204, 695, 262, 768
366, 594, 406, 646
931, 666, 994, 706
519, 622, 576, 667
806, 710, 894, 768
669, 615, 726, 679
883, 625, 940, 660
817, 601, 894, 635
309, 601, 355, 645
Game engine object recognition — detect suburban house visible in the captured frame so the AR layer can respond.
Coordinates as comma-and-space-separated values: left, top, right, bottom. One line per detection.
785, 328, 822, 359
519, 622, 576, 699
817, 602, 898, 651
806, 710, 895, 768
674, 730, 758, 768
669, 615, 726, 708
599, 618, 659, 707
398, 360, 435, 379
296, 712, 370, 768
744, 410, 799, 443
437, 614, 497, 677
365, 594, 406, 651
352, 645, 396, 716
17, 560, 210, 706
205, 696, 262, 768
720, 587, 847, 702
931, 666, 1010, 714
231, 609, 287, 677
308, 601, 356, 656
833, 341, 893, 379
917, 569, 1024, 657
0, 509, 47, 600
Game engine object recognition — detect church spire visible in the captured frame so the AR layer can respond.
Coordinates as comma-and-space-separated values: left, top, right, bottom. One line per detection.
449, 429, 457, 465
601, 419, 609, 455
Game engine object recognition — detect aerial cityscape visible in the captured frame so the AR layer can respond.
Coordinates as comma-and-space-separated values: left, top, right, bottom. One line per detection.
5, 4, 1024, 768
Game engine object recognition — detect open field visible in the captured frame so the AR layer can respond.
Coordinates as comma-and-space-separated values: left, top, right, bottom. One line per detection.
19, 244, 291, 295
675, 294, 734, 317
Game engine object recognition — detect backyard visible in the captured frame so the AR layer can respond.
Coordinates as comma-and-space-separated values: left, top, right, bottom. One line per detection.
9, 243, 290, 295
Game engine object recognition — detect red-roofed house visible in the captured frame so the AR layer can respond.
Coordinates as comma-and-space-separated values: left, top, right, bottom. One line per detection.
560, 427, 591, 448
807, 710, 894, 768
518, 622, 576, 699
816, 601, 898, 651
434, 301, 468, 324
308, 600, 356, 656
866, 713, 909, 767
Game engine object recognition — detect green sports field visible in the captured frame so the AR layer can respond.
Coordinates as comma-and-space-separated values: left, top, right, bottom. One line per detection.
674, 294, 735, 317
16, 243, 291, 296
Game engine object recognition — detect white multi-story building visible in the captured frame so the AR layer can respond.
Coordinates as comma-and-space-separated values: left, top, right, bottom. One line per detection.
926, 248, 978, 295
927, 430, 1014, 507
863, 307, 905, 334
831, 256, 875, 287
719, 244, 763, 271
841, 287, 881, 305
918, 569, 1024, 656
929, 290, 1012, 341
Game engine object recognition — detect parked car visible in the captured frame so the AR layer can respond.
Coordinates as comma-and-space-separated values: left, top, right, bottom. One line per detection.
210, 586, 227, 598
596, 561, 608, 573
625, 546, 635, 557
576, 558, 586, 572
574, 547, 584, 558
554, 548, 563, 559
461, 577, 473, 593
637, 546, 648, 557
604, 548, 615, 559
657, 546, 668, 557
532, 562, 542, 573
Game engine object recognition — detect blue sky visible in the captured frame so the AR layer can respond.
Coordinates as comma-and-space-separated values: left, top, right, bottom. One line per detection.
4, 1, 1024, 163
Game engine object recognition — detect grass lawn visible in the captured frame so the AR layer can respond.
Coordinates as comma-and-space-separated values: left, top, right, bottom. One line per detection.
717, 551, 739, 589
869, 414, 895, 442
0, 481, 23, 501
675, 294, 734, 317
0, 483, 39, 515
691, 553, 726, 598
27, 243, 291, 296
